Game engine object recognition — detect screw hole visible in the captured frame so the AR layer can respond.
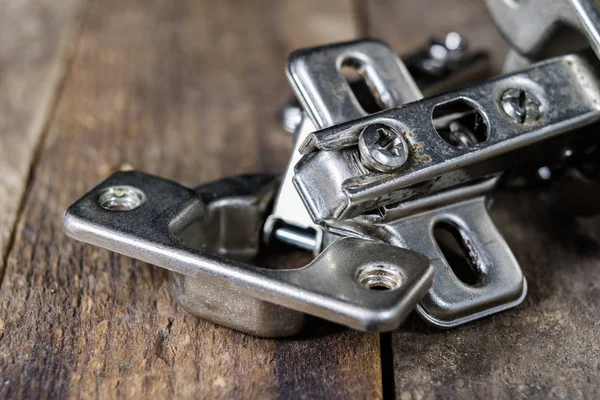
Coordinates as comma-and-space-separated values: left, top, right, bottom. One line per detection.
98, 186, 145, 211
356, 264, 403, 291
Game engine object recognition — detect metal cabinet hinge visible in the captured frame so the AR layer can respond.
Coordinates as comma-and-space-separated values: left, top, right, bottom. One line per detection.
65, 0, 600, 337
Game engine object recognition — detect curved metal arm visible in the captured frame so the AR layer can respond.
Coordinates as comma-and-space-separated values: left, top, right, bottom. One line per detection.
64, 171, 433, 336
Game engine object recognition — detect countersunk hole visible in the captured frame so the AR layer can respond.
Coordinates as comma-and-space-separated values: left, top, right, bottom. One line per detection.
340, 58, 384, 114
433, 221, 481, 285
432, 99, 488, 149
97, 186, 145, 211
356, 264, 403, 291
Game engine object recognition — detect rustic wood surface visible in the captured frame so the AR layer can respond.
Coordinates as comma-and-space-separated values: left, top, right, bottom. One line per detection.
0, 0, 83, 282
369, 1, 600, 398
0, 0, 598, 399
0, 0, 385, 398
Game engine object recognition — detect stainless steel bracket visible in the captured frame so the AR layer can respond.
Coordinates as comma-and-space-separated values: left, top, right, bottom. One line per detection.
266, 35, 493, 254
286, 48, 600, 328
64, 171, 433, 336
396, 195, 527, 328
264, 39, 422, 253
287, 39, 423, 128
294, 52, 600, 222
311, 178, 527, 328
486, 0, 600, 210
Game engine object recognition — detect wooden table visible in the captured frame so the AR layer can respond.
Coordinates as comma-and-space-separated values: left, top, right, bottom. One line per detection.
0, 0, 598, 398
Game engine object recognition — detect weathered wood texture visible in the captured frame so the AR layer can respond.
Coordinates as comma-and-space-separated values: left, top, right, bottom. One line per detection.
0, 0, 385, 398
368, 1, 600, 398
0, 0, 83, 280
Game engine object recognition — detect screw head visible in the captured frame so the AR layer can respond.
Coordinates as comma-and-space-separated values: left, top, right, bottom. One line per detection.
358, 124, 409, 173
500, 88, 542, 124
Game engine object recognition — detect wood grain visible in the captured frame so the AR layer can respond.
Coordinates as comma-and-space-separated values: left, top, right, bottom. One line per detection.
0, 0, 83, 281
367, 1, 600, 398
0, 0, 385, 398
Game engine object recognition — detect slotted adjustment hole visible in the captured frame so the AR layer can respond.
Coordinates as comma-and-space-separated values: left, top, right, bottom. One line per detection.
432, 99, 488, 149
433, 221, 482, 285
98, 186, 145, 211
340, 57, 385, 114
356, 264, 403, 291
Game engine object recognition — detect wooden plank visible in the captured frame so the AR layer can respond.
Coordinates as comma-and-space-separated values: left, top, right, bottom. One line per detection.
0, 0, 385, 398
367, 1, 600, 397
0, 0, 83, 280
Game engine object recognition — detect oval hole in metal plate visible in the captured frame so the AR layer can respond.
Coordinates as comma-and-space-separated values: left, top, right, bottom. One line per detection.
431, 98, 489, 149
433, 220, 483, 285
340, 57, 385, 114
